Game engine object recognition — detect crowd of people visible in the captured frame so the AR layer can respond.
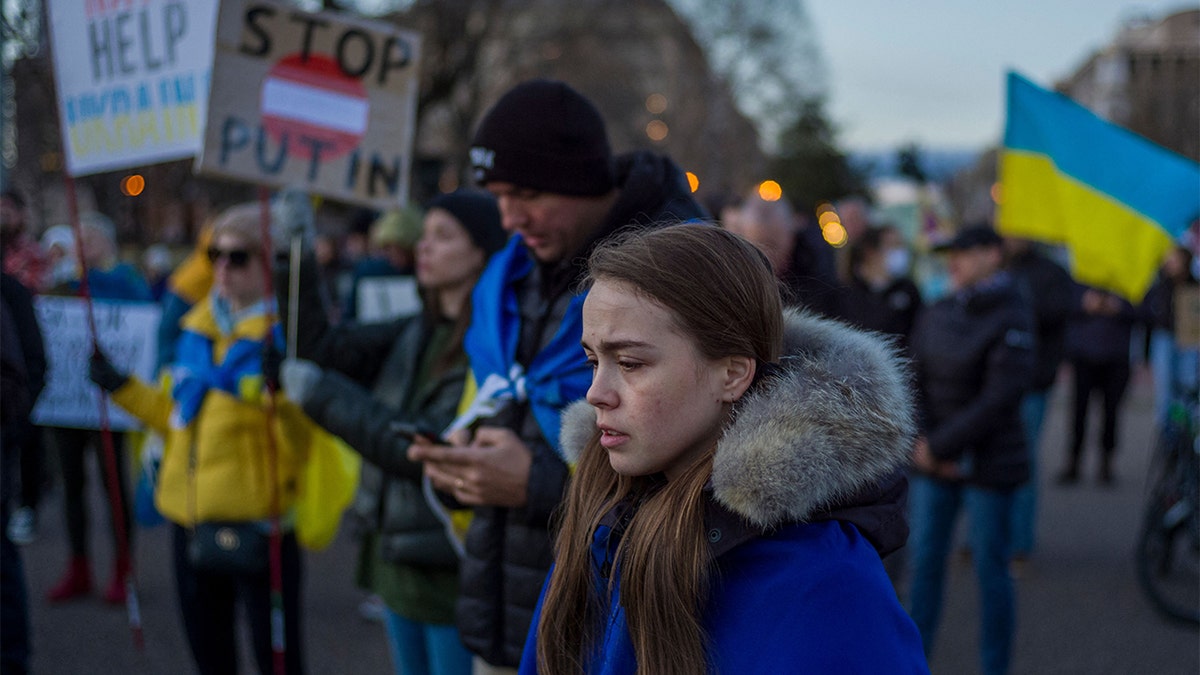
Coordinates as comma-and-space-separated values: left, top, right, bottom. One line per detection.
1, 79, 1197, 675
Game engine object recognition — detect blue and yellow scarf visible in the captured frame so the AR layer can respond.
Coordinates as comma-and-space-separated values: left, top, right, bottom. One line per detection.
452, 235, 592, 456
170, 295, 282, 427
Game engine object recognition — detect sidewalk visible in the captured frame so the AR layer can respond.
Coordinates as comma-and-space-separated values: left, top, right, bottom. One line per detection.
11, 368, 1199, 673
927, 368, 1199, 674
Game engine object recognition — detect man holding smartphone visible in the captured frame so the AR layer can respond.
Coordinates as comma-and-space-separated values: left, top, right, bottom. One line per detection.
407, 79, 706, 673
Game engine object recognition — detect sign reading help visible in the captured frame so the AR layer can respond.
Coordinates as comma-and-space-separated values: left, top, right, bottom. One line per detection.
47, 0, 219, 176
197, 0, 422, 209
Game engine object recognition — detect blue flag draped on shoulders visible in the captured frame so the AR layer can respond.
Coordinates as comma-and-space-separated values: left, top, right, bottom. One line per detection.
997, 70, 1200, 302
170, 298, 284, 427
452, 234, 592, 458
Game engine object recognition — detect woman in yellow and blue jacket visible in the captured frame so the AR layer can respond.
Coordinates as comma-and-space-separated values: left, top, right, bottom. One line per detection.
91, 203, 314, 675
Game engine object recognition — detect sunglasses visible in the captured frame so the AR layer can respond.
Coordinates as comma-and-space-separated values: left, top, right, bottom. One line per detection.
206, 247, 255, 268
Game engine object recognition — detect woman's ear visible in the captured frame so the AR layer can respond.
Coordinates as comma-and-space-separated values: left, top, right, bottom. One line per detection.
722, 356, 756, 402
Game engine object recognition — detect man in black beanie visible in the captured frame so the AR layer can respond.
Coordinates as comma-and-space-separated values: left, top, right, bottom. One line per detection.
409, 79, 706, 671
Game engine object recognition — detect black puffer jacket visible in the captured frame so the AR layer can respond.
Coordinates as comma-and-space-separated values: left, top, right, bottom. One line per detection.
460, 150, 707, 667
300, 314, 466, 567
839, 275, 924, 353
910, 273, 1035, 488
1008, 249, 1074, 391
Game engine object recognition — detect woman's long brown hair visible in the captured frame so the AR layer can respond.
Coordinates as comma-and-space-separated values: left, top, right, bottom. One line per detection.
537, 224, 783, 674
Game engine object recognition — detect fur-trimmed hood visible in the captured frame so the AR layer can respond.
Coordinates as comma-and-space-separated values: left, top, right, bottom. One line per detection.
560, 308, 916, 535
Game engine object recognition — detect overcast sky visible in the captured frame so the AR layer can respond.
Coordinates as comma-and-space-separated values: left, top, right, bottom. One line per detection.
805, 1, 1196, 152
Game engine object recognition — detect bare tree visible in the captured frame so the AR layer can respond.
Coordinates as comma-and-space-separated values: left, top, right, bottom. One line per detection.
387, 0, 765, 202
668, 0, 827, 151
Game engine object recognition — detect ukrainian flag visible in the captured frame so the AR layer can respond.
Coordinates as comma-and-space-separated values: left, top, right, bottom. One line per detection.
997, 71, 1200, 302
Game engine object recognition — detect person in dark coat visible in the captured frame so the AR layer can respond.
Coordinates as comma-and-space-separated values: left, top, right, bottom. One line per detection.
839, 224, 924, 352
1002, 237, 1074, 562
405, 79, 710, 671
44, 213, 150, 606
281, 191, 506, 675
725, 191, 843, 317
907, 226, 1035, 675
1142, 245, 1199, 426
521, 224, 927, 674
1, 272, 45, 675
1057, 282, 1138, 485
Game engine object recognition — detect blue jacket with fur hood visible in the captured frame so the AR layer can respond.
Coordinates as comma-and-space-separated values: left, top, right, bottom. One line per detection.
520, 309, 929, 674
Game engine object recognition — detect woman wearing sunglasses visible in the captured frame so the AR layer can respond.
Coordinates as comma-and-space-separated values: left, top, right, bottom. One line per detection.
522, 224, 928, 674
90, 203, 314, 674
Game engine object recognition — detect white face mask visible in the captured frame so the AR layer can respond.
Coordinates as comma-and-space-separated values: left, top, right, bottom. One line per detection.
885, 248, 911, 278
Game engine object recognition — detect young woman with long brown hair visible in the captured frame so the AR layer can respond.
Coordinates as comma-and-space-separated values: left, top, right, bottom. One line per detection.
522, 224, 928, 674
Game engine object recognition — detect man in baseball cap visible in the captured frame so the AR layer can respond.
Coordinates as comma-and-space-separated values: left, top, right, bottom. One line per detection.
908, 222, 1035, 675
931, 224, 1005, 253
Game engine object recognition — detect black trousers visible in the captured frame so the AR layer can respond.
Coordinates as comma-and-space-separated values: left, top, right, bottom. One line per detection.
1, 429, 30, 674
1068, 358, 1131, 463
171, 524, 305, 675
14, 421, 44, 511
47, 427, 132, 559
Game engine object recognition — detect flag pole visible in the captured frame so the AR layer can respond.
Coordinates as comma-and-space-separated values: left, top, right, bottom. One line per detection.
256, 186, 287, 675
65, 174, 144, 650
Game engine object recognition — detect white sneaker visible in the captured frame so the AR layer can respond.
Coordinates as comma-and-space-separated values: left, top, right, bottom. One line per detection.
7, 507, 36, 545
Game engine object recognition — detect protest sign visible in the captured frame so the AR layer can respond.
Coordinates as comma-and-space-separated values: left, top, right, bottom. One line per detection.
47, 0, 219, 176
197, 0, 422, 209
32, 297, 161, 431
356, 276, 420, 324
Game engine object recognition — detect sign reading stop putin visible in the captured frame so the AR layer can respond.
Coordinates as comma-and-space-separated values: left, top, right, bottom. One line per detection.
197, 0, 420, 209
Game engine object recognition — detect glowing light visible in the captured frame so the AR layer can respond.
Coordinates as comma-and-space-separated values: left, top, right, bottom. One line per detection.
646, 120, 669, 142
818, 210, 841, 227
815, 201, 834, 215
121, 174, 145, 197
685, 171, 700, 193
822, 222, 848, 247
646, 93, 668, 115
757, 180, 783, 202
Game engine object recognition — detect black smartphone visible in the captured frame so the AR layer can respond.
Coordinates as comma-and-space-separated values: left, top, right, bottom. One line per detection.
390, 422, 450, 445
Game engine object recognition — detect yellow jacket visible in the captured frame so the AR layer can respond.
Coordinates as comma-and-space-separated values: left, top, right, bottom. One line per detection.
111, 299, 312, 525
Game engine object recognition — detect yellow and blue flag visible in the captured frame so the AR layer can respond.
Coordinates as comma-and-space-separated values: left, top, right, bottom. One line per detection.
997, 71, 1200, 302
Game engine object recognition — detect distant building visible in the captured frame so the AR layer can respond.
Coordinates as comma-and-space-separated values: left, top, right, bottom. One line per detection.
1056, 8, 1200, 161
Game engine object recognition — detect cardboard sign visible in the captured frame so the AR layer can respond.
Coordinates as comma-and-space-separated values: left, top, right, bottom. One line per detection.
197, 0, 422, 209
31, 297, 161, 431
47, 0, 219, 176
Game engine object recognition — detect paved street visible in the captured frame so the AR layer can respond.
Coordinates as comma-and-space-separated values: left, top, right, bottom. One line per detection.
12, 368, 1199, 673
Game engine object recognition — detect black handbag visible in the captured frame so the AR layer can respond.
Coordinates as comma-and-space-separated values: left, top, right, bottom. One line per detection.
183, 393, 272, 576
187, 521, 269, 576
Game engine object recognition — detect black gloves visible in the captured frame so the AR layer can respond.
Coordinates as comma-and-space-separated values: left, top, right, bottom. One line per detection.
89, 349, 128, 393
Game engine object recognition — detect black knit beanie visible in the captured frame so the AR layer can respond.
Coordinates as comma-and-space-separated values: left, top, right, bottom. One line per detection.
469, 80, 616, 197
427, 190, 507, 257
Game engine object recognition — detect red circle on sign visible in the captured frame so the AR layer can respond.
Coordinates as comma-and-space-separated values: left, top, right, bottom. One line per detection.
261, 53, 368, 161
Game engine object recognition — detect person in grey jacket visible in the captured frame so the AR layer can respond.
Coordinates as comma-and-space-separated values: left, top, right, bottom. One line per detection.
906, 226, 1035, 675
281, 191, 506, 675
